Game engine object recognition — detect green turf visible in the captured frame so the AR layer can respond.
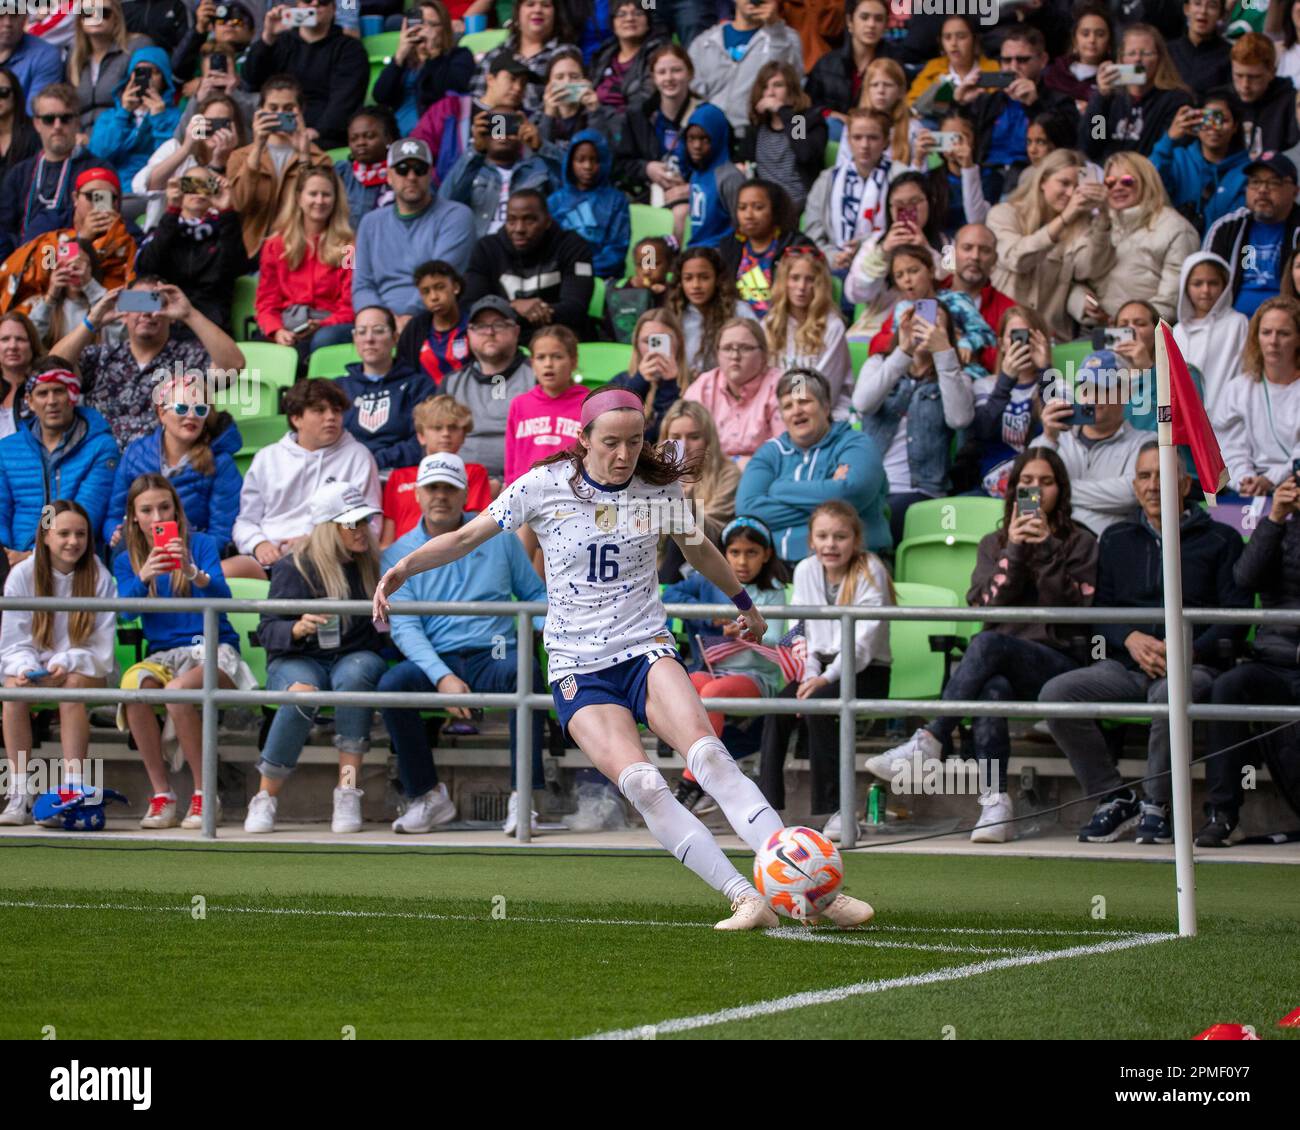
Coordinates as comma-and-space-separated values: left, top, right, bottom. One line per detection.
0, 841, 1296, 1039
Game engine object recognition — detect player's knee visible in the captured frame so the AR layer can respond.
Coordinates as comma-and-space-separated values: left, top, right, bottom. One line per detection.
685, 735, 731, 782
617, 763, 670, 812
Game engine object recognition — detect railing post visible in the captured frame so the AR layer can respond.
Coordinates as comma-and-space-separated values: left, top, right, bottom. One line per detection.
838, 612, 857, 850
515, 609, 532, 844
201, 605, 219, 840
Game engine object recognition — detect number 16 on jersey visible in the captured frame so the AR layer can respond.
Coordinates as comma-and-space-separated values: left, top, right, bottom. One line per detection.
586, 543, 620, 582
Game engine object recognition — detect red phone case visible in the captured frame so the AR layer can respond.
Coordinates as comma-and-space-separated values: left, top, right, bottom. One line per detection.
153, 522, 180, 570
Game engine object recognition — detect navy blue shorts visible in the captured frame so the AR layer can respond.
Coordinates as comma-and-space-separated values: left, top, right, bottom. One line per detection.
551, 652, 685, 739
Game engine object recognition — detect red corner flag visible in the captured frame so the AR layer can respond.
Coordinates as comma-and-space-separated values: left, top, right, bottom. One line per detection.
1155, 320, 1229, 504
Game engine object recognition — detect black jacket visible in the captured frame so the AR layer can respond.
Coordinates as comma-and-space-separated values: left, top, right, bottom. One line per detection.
0, 150, 107, 260
373, 46, 477, 118
1221, 77, 1300, 161
611, 91, 691, 200
1167, 34, 1232, 92
804, 38, 904, 114
737, 105, 829, 201
123, 0, 190, 54
1204, 204, 1300, 300
257, 556, 386, 663
971, 84, 1079, 165
1235, 511, 1300, 668
1095, 506, 1249, 672
242, 26, 370, 148
134, 208, 247, 332
462, 223, 596, 346
588, 28, 673, 118
1079, 86, 1193, 164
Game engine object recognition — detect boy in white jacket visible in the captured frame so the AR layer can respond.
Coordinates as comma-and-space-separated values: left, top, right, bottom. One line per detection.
1172, 251, 1248, 432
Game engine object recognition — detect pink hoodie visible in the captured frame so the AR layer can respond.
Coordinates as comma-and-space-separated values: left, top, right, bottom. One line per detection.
504, 383, 590, 483
683, 366, 785, 461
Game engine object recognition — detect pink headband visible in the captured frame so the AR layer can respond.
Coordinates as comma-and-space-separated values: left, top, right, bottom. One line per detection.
580, 387, 643, 429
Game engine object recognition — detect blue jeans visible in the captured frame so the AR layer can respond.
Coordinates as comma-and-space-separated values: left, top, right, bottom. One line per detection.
258, 650, 390, 778
378, 649, 546, 797
309, 323, 354, 352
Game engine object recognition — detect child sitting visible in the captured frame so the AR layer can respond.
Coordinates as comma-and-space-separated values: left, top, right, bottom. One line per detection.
684, 103, 745, 249
333, 107, 397, 232
605, 236, 676, 344
395, 260, 470, 385
546, 130, 631, 279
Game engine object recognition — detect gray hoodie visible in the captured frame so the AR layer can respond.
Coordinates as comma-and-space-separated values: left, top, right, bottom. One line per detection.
687, 20, 804, 133
1033, 420, 1147, 537
1171, 250, 1249, 432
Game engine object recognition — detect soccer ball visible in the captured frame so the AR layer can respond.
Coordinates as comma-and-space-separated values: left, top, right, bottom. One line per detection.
753, 826, 844, 920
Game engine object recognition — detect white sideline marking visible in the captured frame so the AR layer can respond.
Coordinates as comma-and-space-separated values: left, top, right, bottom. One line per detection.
583, 931, 1178, 1039
765, 927, 1027, 955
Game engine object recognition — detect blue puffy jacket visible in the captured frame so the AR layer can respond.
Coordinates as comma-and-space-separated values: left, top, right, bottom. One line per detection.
0, 407, 120, 553
102, 417, 244, 548
1149, 133, 1250, 232
88, 45, 183, 186
546, 128, 630, 278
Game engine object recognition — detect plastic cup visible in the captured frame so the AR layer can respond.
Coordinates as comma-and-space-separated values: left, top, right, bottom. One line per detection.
318, 615, 342, 650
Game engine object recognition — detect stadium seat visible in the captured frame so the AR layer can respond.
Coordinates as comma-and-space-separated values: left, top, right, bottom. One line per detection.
237, 342, 299, 394
225, 576, 271, 688
1050, 338, 1093, 378
325, 146, 349, 163
832, 274, 843, 306
213, 375, 278, 421
460, 28, 509, 57
577, 342, 632, 385
626, 202, 675, 276
588, 275, 606, 320
894, 532, 982, 603
306, 343, 362, 379
890, 582, 960, 701
234, 416, 291, 475
232, 274, 258, 341
848, 339, 870, 376
363, 30, 401, 60
823, 140, 839, 169
901, 496, 1004, 543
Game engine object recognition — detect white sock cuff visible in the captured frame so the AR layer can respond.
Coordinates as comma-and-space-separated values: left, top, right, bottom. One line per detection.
685, 735, 729, 778
617, 762, 666, 804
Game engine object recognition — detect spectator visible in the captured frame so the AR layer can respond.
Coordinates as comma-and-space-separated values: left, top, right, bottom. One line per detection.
1025, 109, 1079, 169
720, 180, 815, 316
805, 108, 894, 272
805, 0, 899, 123
658, 398, 741, 574
395, 260, 469, 384
68, 0, 147, 131
611, 43, 697, 211
381, 397, 493, 547
1041, 441, 1248, 845
869, 448, 1099, 841
1173, 251, 1248, 430
135, 93, 246, 232
1075, 151, 1200, 325
1200, 469, 1300, 846
0, 10, 62, 114
1041, 3, 1113, 114
682, 318, 783, 466
987, 149, 1113, 342
0, 361, 118, 563
737, 367, 889, 559
373, 0, 475, 135
1272, 0, 1300, 86
0, 69, 38, 183
54, 278, 246, 450
1080, 23, 1192, 165
537, 46, 620, 154
757, 498, 892, 828
1225, 30, 1300, 161
242, 0, 370, 149
1151, 95, 1249, 234
908, 15, 996, 103
351, 137, 476, 325
545, 128, 627, 277
335, 306, 435, 471
0, 499, 115, 826
255, 164, 355, 357
688, 0, 803, 139
682, 102, 745, 249
440, 297, 537, 479
604, 235, 675, 343
88, 46, 182, 187
461, 188, 595, 346
245, 480, 390, 835
0, 311, 42, 439
170, 0, 256, 86
122, 0, 191, 55
765, 247, 851, 418
1107, 299, 1206, 437
667, 245, 758, 374
781, 0, 843, 72
863, 57, 914, 168
854, 302, 976, 544
116, 474, 253, 830
744, 60, 826, 211
378, 451, 548, 834
0, 84, 102, 258
915, 109, 988, 237
233, 378, 381, 569
1168, 0, 1232, 91
471, 0, 567, 119
590, 0, 672, 115
1205, 153, 1300, 317
610, 307, 691, 442
227, 76, 333, 259
503, 323, 585, 484
173, 47, 257, 130
134, 172, 245, 332
332, 108, 396, 233
1034, 350, 1148, 535
26, 238, 124, 352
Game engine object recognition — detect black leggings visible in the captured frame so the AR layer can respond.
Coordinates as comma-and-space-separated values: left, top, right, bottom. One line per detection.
758, 665, 891, 814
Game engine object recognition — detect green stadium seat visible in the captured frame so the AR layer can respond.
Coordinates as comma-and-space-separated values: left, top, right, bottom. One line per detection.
894, 532, 981, 604
901, 496, 1004, 543
890, 582, 960, 701
325, 146, 349, 163
213, 375, 279, 421
588, 275, 606, 320
848, 339, 870, 376
1050, 338, 1093, 378
307, 342, 362, 379
626, 202, 675, 276
823, 140, 839, 169
236, 341, 299, 393
234, 416, 291, 475
831, 273, 843, 306
363, 30, 401, 60
577, 342, 632, 385
232, 274, 258, 341
460, 28, 509, 57
224, 577, 271, 688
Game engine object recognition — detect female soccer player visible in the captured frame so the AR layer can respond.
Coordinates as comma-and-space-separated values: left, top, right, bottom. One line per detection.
374, 386, 874, 931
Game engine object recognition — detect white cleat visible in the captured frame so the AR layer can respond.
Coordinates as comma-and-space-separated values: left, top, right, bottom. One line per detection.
806, 893, 875, 929
502, 791, 539, 835
331, 786, 364, 833
243, 790, 277, 834
970, 791, 1014, 843
0, 792, 31, 826
864, 728, 941, 783
714, 894, 780, 931
822, 811, 860, 840
392, 782, 456, 833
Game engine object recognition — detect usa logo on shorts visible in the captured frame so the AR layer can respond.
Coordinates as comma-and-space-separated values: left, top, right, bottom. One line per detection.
559, 675, 578, 701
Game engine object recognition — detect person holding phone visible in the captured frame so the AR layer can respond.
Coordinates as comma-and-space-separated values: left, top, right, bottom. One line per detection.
610, 308, 691, 442
539, 47, 618, 152
135, 93, 247, 231
88, 47, 182, 187
468, 0, 565, 118
169, 1, 256, 86
373, 0, 475, 133
0, 499, 116, 827
907, 13, 998, 103
26, 238, 123, 351
913, 109, 989, 236
1150, 95, 1249, 233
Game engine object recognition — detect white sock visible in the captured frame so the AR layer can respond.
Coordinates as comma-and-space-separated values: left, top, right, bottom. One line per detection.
618, 764, 755, 902
11, 771, 28, 797
685, 736, 782, 852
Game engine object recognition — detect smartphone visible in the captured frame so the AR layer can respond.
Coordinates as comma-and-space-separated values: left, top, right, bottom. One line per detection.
90, 188, 113, 213
931, 130, 962, 153
285, 7, 318, 27
404, 13, 422, 28
180, 175, 214, 195
276, 111, 298, 134
1112, 63, 1147, 85
209, 52, 228, 74
1090, 325, 1135, 350
205, 116, 232, 134
118, 289, 164, 313
153, 520, 181, 571
896, 204, 919, 227
25, 669, 51, 681
976, 72, 1016, 89
1068, 400, 1097, 427
561, 82, 587, 104
1010, 328, 1030, 347
132, 72, 149, 94
1016, 486, 1041, 515
914, 298, 938, 324
1202, 109, 1225, 130
1292, 457, 1300, 482
57, 239, 79, 263
490, 111, 521, 136
646, 333, 672, 357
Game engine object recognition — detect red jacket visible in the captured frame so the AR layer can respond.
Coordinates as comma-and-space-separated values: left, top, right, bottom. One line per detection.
255, 232, 354, 336
870, 283, 1016, 373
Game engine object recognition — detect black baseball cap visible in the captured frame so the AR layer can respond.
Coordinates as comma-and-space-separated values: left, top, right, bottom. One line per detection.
488, 55, 543, 84
1244, 153, 1298, 183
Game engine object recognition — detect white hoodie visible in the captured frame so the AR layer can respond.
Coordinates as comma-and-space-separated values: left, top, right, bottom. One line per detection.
233, 431, 381, 555
1217, 371, 1300, 491
0, 557, 116, 678
1171, 250, 1249, 432
791, 553, 892, 684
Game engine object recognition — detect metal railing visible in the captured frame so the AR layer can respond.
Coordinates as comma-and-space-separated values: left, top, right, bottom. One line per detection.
3, 596, 1300, 849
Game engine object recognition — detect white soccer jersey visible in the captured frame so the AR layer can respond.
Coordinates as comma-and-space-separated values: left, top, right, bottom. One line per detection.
487, 461, 697, 681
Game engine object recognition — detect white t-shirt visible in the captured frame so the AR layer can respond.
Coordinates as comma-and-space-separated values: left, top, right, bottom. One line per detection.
487, 461, 697, 681
881, 415, 911, 493
491, 165, 516, 234
0, 405, 14, 440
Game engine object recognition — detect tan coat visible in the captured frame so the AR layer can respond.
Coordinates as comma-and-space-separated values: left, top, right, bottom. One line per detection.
227, 141, 332, 259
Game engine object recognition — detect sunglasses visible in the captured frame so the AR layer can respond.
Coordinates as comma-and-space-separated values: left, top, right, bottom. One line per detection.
392, 161, 429, 177
781, 244, 826, 264
168, 403, 210, 418
469, 321, 515, 334
36, 112, 76, 125
1248, 177, 1287, 190
1001, 55, 1034, 64
1103, 174, 1137, 189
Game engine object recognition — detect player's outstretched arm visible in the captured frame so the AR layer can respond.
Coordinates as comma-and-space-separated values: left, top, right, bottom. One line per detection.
672, 529, 767, 643
372, 510, 503, 623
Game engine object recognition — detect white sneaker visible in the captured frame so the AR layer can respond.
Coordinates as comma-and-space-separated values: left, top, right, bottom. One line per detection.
864, 728, 941, 784
181, 793, 221, 830
502, 791, 540, 835
808, 893, 875, 929
822, 811, 860, 840
970, 791, 1014, 843
243, 791, 277, 834
139, 794, 179, 829
714, 894, 779, 931
0, 792, 31, 826
392, 782, 456, 833
331, 786, 363, 834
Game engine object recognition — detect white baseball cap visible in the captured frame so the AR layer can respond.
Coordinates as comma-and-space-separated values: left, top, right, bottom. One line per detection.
415, 452, 468, 490
309, 480, 380, 527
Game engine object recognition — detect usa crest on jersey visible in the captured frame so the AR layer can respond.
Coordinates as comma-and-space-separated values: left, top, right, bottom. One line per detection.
357, 395, 391, 432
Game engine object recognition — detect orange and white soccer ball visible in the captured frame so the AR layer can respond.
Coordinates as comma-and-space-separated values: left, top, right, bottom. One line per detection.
753, 826, 844, 919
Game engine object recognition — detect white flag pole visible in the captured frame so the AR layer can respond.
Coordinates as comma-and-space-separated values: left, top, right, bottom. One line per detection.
1154, 326, 1198, 938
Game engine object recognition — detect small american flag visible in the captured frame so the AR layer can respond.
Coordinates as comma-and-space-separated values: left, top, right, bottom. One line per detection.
695, 625, 806, 684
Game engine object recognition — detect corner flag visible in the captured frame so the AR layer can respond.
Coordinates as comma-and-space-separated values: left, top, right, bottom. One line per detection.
1155, 320, 1229, 503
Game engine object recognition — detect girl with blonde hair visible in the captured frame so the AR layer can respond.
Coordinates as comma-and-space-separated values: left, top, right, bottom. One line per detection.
657, 397, 742, 580
764, 247, 852, 418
